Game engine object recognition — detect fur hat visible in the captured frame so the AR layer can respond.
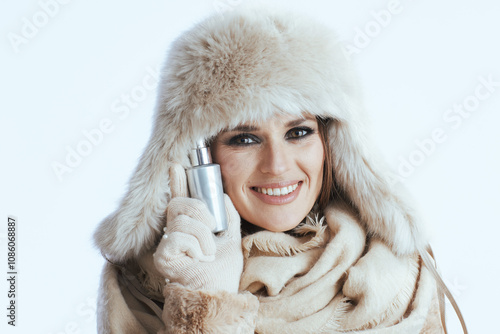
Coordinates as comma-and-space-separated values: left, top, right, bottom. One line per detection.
94, 6, 424, 263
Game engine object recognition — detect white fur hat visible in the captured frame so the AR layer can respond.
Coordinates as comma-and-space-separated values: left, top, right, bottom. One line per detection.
94, 6, 424, 263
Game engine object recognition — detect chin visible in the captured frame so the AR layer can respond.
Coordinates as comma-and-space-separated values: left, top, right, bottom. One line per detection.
247, 212, 303, 232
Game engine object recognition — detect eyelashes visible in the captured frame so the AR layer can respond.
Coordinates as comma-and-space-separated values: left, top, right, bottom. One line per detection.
226, 126, 315, 147
228, 133, 259, 146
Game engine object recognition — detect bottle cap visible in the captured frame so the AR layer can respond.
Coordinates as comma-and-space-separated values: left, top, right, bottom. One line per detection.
189, 139, 212, 166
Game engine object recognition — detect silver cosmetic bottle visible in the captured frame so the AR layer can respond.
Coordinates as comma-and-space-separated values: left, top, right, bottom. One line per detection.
186, 139, 228, 233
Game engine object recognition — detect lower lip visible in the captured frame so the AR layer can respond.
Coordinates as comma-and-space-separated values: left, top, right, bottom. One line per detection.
250, 182, 302, 205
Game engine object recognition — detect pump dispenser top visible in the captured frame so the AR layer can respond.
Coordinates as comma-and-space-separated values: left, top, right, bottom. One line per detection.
190, 139, 211, 166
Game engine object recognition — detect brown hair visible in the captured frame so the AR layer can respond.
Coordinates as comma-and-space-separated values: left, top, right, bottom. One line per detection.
316, 117, 335, 210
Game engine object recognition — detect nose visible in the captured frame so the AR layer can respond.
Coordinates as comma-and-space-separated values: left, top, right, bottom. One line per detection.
258, 140, 291, 176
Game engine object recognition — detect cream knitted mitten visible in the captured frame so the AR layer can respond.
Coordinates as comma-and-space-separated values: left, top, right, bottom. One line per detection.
153, 163, 243, 293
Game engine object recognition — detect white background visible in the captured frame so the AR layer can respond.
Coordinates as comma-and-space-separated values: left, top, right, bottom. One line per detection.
1, 0, 499, 333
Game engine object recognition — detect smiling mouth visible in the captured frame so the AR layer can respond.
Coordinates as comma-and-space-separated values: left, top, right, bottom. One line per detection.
251, 182, 302, 197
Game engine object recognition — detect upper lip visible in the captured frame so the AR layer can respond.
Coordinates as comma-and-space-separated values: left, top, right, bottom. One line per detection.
251, 180, 302, 189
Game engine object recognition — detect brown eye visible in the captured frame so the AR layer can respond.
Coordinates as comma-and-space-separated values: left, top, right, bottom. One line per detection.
287, 127, 312, 139
236, 137, 254, 144
228, 134, 259, 146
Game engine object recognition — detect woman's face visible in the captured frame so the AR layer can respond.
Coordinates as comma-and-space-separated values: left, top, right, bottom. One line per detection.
211, 114, 325, 232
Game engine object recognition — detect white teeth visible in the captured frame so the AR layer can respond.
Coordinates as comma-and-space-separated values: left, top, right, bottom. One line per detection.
255, 183, 299, 196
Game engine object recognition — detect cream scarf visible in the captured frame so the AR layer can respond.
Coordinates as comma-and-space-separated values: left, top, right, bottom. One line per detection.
239, 202, 441, 334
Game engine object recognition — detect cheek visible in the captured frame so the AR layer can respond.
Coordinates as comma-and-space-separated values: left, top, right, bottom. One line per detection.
220, 156, 246, 182
213, 149, 253, 192
301, 139, 325, 189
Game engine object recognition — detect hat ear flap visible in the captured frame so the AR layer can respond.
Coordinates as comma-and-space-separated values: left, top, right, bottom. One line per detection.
329, 120, 425, 255
92, 130, 179, 263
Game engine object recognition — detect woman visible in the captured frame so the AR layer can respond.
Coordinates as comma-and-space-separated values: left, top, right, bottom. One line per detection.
93, 6, 465, 333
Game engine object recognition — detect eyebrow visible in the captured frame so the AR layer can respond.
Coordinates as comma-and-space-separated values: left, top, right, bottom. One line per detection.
285, 117, 312, 128
230, 124, 259, 132
227, 115, 315, 132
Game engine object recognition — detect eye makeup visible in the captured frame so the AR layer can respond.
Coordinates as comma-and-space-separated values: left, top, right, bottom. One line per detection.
220, 117, 318, 147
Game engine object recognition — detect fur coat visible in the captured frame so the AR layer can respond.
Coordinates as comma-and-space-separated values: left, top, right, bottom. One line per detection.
93, 5, 446, 333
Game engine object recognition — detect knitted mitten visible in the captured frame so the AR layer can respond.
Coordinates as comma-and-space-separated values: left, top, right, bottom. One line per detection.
153, 163, 243, 293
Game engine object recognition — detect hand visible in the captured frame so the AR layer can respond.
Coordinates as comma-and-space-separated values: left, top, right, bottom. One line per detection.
153, 163, 243, 293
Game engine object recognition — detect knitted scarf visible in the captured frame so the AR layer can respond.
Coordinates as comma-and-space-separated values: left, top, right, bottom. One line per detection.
239, 203, 441, 334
